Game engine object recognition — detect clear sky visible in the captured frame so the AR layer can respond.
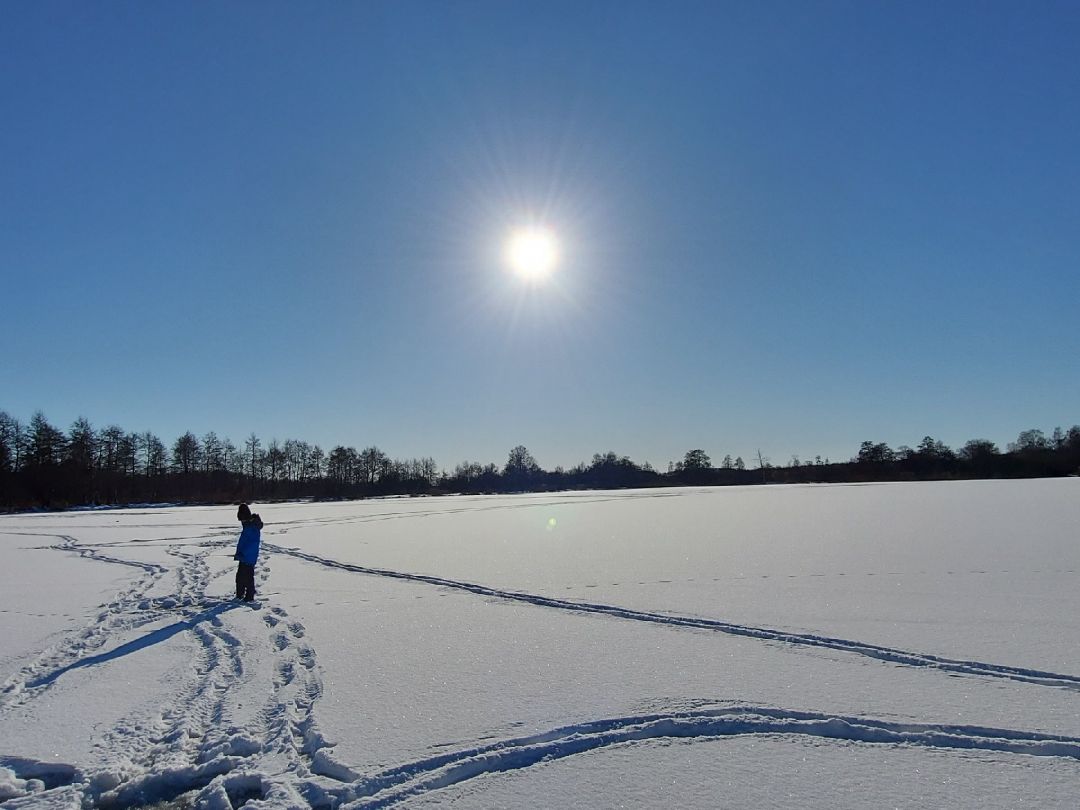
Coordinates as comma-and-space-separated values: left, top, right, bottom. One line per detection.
3, 1, 1078, 471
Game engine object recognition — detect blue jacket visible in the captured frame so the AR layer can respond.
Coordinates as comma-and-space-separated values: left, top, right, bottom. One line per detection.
235, 515, 263, 565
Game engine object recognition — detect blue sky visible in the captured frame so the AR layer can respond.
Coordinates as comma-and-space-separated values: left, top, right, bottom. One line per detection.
3, 1, 1078, 471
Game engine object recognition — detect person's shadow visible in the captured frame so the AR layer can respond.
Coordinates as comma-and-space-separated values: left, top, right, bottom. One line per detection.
27, 601, 244, 689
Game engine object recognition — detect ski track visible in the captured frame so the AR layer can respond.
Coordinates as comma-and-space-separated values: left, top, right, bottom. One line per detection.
4, 513, 1080, 808
264, 543, 1080, 691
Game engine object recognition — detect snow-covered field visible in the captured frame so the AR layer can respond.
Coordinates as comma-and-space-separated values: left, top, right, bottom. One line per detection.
2, 479, 1079, 808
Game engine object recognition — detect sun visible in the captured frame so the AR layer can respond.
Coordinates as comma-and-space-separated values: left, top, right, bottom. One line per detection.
506, 227, 559, 282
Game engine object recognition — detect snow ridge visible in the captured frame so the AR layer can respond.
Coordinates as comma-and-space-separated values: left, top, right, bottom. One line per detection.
14, 700, 1075, 809
326, 703, 1080, 808
266, 543, 1080, 690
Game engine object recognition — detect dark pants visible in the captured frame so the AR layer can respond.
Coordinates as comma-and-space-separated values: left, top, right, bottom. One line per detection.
236, 562, 256, 600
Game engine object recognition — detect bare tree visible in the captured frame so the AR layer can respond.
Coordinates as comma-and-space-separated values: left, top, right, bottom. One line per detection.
504, 445, 540, 490
140, 431, 165, 477
327, 446, 358, 486
0, 412, 26, 472
959, 439, 998, 462
505, 445, 539, 475
67, 417, 97, 474
245, 433, 262, 485
360, 446, 389, 485
120, 433, 138, 479
1051, 427, 1066, 450
308, 445, 325, 480
1009, 429, 1049, 453
266, 439, 286, 484
29, 412, 66, 467
0, 411, 16, 473
172, 432, 201, 475
224, 439, 244, 476
418, 457, 438, 487
202, 432, 223, 473
682, 449, 711, 470
283, 439, 307, 482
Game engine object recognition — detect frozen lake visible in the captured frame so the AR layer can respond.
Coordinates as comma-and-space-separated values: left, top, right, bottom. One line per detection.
2, 479, 1079, 807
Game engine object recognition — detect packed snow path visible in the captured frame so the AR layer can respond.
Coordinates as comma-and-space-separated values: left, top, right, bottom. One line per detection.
1, 528, 341, 808
2, 484, 1080, 807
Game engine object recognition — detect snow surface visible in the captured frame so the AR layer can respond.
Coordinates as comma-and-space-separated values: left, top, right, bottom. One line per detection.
1, 480, 1079, 808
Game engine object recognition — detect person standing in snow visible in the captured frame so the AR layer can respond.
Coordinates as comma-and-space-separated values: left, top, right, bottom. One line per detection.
234, 503, 263, 602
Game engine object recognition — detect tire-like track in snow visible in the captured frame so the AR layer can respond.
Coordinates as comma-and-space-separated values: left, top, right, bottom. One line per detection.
326, 704, 1080, 808
265, 543, 1080, 691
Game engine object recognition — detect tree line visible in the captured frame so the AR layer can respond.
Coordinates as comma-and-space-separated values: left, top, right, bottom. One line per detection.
0, 409, 1077, 511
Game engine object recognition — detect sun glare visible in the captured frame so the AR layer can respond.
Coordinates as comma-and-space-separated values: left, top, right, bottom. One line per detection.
506, 227, 559, 282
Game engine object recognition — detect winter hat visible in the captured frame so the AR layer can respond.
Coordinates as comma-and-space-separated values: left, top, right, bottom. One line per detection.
237, 503, 252, 521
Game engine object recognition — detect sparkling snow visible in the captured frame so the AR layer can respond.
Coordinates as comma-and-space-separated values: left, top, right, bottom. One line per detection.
1, 480, 1078, 807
